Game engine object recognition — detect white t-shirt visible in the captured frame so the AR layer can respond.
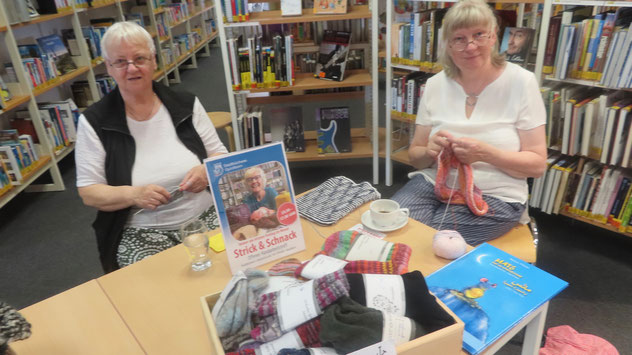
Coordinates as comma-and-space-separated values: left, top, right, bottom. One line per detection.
75, 97, 228, 229
413, 62, 546, 204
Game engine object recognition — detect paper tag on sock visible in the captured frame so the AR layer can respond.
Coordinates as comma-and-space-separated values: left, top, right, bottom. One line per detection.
258, 330, 304, 355
309, 348, 340, 355
349, 223, 387, 239
346, 234, 393, 262
278, 279, 319, 332
262, 276, 303, 294
300, 255, 348, 279
363, 274, 406, 316
381, 311, 414, 346
211, 271, 247, 319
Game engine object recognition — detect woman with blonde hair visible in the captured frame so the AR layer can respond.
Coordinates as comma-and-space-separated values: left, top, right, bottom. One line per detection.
75, 22, 227, 272
392, 0, 546, 245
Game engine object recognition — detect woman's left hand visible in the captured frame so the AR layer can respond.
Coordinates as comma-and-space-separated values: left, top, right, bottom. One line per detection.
179, 165, 208, 193
449, 137, 493, 165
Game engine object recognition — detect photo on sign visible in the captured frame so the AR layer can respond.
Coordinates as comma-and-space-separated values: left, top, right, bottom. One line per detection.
218, 162, 291, 241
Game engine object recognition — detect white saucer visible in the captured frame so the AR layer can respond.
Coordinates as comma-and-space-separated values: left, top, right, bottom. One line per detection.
361, 210, 408, 232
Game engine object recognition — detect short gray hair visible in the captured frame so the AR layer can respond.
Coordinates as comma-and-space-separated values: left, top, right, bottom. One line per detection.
438, 0, 505, 78
245, 166, 267, 185
100, 21, 156, 60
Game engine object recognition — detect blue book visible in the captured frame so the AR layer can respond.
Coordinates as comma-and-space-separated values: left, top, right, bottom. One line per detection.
36, 34, 77, 75
426, 243, 568, 355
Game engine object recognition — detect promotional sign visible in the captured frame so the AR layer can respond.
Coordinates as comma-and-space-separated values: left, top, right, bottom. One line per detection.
205, 142, 305, 274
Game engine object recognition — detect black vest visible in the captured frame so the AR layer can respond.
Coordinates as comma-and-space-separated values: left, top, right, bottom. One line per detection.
83, 82, 207, 273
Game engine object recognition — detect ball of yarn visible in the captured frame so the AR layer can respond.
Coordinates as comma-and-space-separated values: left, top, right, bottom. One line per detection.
433, 230, 467, 260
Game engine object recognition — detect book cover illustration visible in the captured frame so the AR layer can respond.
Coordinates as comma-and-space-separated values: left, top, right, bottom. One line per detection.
426, 243, 568, 355
269, 106, 305, 152
314, 30, 352, 82
317, 106, 351, 153
500, 27, 535, 67
204, 142, 305, 274
313, 0, 347, 14
36, 34, 77, 75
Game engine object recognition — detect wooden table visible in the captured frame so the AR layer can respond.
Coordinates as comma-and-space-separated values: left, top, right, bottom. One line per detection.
10, 204, 547, 355
8, 280, 144, 355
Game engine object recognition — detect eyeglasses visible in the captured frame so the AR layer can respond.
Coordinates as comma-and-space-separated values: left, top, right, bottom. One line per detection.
246, 175, 262, 182
109, 56, 151, 69
449, 32, 491, 52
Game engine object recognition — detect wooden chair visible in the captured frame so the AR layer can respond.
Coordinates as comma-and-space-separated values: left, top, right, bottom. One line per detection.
207, 112, 235, 151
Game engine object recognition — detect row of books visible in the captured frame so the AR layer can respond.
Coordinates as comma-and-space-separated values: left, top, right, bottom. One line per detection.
162, 2, 192, 26
0, 130, 41, 189
531, 155, 632, 233
220, 0, 250, 23
543, 6, 632, 88
70, 75, 116, 107
391, 8, 447, 66
227, 33, 296, 90
7, 34, 78, 90
543, 86, 632, 167
11, 99, 80, 155
390, 71, 431, 116
173, 31, 204, 58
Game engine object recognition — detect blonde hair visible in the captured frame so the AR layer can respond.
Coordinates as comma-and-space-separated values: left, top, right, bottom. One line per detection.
100, 21, 156, 60
438, 0, 505, 78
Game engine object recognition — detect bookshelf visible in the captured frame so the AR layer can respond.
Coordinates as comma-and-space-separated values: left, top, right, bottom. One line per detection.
214, 0, 380, 184
0, 0, 217, 209
383, 0, 542, 186
531, 0, 632, 237
143, 0, 218, 85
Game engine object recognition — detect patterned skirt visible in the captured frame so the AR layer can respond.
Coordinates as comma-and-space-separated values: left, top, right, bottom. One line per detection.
116, 205, 219, 268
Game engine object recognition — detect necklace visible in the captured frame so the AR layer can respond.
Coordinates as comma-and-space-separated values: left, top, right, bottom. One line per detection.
465, 95, 478, 107
126, 94, 158, 121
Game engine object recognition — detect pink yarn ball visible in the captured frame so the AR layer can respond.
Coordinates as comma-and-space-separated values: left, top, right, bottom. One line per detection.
433, 230, 467, 260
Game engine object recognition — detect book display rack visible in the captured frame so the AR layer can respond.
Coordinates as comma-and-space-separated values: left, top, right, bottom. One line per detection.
532, 0, 632, 238
214, 0, 380, 184
0, 0, 218, 209
383, 0, 542, 186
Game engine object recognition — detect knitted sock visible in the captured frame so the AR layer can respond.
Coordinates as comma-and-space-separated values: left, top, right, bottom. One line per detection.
320, 296, 425, 354
294, 230, 412, 279
268, 258, 303, 277
251, 270, 349, 341
250, 318, 321, 348
212, 269, 269, 351
346, 271, 455, 333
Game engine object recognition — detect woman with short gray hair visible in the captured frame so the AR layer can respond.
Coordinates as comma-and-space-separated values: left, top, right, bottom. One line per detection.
74, 22, 227, 272
392, 0, 547, 245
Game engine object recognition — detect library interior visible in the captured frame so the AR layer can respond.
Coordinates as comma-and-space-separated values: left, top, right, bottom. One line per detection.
0, 0, 631, 354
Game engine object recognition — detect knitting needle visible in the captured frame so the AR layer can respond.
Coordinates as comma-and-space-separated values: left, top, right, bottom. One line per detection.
437, 164, 459, 231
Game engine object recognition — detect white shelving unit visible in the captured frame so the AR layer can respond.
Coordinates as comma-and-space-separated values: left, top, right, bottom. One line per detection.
213, 0, 380, 184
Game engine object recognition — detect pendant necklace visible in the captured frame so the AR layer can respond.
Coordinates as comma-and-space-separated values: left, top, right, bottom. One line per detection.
465, 95, 478, 107
127, 94, 158, 121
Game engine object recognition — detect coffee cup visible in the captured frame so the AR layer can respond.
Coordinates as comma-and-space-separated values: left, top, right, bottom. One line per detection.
369, 199, 409, 228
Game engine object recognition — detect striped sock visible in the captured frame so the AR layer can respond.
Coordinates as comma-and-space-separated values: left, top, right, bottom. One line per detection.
294, 230, 412, 278
250, 270, 348, 342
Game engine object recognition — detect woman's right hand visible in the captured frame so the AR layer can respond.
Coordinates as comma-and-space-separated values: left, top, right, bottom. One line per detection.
132, 184, 170, 210
426, 130, 454, 159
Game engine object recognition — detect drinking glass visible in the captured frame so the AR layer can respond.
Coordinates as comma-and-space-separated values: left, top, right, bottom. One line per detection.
180, 219, 212, 271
